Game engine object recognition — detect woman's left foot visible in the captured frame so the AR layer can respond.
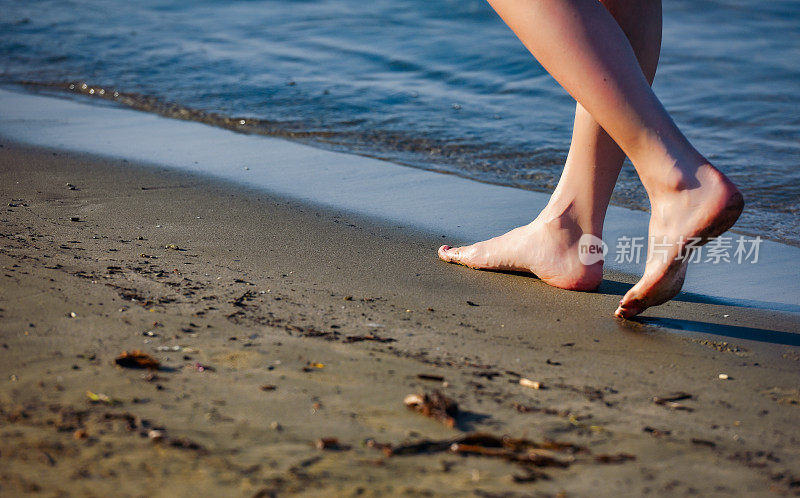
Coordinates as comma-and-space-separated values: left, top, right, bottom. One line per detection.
438, 209, 604, 292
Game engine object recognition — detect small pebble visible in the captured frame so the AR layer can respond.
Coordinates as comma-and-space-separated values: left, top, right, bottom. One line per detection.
270, 421, 282, 431
719, 373, 730, 380
519, 378, 541, 390
70, 217, 80, 222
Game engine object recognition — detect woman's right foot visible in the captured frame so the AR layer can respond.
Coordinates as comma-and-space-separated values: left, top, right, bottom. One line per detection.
615, 164, 744, 318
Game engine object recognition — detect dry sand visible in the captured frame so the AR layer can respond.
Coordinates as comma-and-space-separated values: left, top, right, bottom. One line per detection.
1, 142, 799, 497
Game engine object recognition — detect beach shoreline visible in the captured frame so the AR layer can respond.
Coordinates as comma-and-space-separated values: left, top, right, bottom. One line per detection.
1, 142, 799, 496
2, 87, 799, 313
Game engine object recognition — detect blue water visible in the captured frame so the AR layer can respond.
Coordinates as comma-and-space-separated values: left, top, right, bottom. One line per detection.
1, 0, 798, 244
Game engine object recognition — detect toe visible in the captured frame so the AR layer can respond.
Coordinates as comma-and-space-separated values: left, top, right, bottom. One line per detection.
615, 297, 645, 319
438, 245, 453, 262
616, 285, 647, 318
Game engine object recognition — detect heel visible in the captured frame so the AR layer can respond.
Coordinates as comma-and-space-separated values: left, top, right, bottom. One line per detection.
713, 190, 744, 238
697, 189, 743, 242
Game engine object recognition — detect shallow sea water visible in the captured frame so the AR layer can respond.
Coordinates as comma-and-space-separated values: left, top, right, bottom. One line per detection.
1, 0, 798, 244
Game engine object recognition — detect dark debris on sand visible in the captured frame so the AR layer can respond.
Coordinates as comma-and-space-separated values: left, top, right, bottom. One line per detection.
114, 350, 160, 370
365, 431, 634, 481
404, 390, 459, 428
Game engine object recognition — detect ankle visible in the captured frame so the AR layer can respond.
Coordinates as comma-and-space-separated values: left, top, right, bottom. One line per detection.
540, 198, 603, 237
639, 130, 731, 189
647, 159, 739, 208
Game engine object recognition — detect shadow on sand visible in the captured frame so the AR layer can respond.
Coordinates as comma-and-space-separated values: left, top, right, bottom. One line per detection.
597, 278, 800, 346
632, 316, 800, 347
597, 278, 800, 314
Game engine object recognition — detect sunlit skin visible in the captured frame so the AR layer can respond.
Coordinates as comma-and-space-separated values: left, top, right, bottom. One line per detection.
438, 0, 743, 318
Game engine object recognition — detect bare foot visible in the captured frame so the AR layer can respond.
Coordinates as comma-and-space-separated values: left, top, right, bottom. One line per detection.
438, 211, 603, 291
615, 164, 744, 318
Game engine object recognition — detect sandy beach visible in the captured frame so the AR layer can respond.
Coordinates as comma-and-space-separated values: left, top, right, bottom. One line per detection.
1, 140, 799, 496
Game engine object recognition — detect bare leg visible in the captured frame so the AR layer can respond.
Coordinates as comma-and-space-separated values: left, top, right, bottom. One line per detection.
551, 0, 663, 235
441, 0, 661, 290
439, 0, 742, 316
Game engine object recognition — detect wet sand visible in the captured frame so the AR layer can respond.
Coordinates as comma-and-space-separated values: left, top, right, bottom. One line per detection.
1, 142, 799, 497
